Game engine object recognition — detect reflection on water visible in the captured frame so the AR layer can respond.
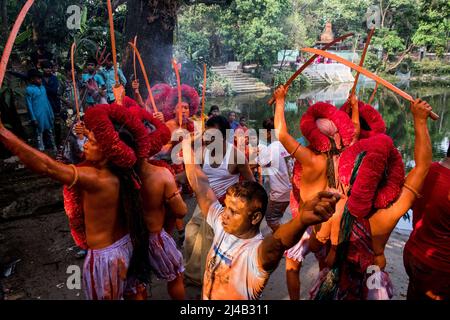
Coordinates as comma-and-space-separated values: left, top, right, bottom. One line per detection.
209, 82, 449, 165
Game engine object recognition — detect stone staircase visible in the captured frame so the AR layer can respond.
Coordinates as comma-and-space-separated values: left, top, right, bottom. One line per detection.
302, 68, 329, 85
211, 62, 271, 94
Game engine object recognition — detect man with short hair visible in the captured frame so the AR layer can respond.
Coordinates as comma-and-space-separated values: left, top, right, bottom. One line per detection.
25, 69, 56, 152
0, 104, 152, 300
257, 117, 293, 231
228, 111, 239, 131
183, 115, 255, 287
181, 134, 340, 300
82, 58, 106, 106
99, 55, 127, 104
239, 116, 248, 129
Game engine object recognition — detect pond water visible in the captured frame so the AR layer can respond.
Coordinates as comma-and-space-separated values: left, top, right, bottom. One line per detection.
209, 80, 449, 231
209, 80, 449, 166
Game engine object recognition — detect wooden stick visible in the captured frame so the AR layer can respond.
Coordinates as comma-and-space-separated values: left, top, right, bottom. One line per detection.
368, 82, 378, 105
301, 48, 439, 120
201, 63, 207, 132
172, 59, 183, 127
0, 0, 35, 88
268, 32, 354, 105
133, 35, 137, 81
349, 27, 375, 99
106, 0, 119, 84
128, 42, 158, 113
70, 42, 80, 121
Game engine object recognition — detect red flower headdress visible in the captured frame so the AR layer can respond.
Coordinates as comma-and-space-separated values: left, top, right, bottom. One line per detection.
164, 84, 200, 121
84, 103, 152, 167
300, 102, 355, 152
63, 176, 87, 249
147, 83, 172, 112
340, 101, 386, 139
128, 105, 171, 158
338, 134, 405, 218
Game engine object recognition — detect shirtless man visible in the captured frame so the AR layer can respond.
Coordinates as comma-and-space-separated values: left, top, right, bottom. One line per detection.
311, 99, 433, 300
136, 159, 188, 300
0, 107, 144, 300
273, 85, 356, 299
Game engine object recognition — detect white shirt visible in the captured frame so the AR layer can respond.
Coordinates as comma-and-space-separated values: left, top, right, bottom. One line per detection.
257, 141, 293, 202
202, 201, 270, 300
203, 143, 240, 199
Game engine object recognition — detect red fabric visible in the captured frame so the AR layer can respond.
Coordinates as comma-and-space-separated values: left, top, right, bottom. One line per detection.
405, 162, 450, 273
338, 134, 404, 218
340, 101, 386, 140
338, 217, 375, 300
147, 83, 171, 112
84, 104, 151, 168
128, 105, 171, 158
300, 102, 355, 152
63, 161, 95, 250
290, 160, 303, 218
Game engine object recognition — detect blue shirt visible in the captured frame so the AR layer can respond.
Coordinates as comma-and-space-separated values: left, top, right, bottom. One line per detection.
98, 66, 127, 102
230, 120, 240, 130
25, 84, 54, 132
82, 73, 106, 104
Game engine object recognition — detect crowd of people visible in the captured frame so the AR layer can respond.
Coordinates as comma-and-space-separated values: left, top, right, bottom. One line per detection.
0, 41, 448, 301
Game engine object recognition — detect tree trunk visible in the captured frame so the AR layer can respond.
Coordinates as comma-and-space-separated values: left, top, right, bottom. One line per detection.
1, 0, 7, 36
122, 0, 179, 96
385, 44, 414, 73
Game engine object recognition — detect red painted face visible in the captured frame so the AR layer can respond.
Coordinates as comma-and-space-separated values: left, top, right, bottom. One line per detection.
83, 131, 105, 162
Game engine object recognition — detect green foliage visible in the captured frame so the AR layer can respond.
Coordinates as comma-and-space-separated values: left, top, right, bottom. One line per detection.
0, 0, 125, 69
272, 69, 310, 93
412, 0, 450, 57
219, 0, 292, 67
372, 28, 405, 58
207, 71, 233, 96
411, 59, 450, 75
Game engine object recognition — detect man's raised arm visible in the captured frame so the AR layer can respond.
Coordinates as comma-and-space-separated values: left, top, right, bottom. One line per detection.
181, 131, 218, 217
372, 98, 432, 232
0, 120, 100, 192
273, 85, 315, 167
258, 191, 340, 272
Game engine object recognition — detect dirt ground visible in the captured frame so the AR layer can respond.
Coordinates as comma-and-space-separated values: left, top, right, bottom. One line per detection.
0, 195, 411, 300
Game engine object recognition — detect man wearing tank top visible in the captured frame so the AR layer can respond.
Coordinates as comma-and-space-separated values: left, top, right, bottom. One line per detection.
183, 115, 256, 290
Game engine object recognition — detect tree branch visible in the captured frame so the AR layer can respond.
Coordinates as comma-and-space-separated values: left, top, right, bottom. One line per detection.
385, 44, 415, 73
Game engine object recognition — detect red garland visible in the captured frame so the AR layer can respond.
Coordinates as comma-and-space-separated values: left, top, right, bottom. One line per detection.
338, 134, 404, 218
290, 160, 303, 218
340, 101, 386, 139
122, 95, 140, 109
63, 185, 87, 249
300, 102, 355, 152
63, 161, 94, 250
84, 103, 151, 167
147, 83, 172, 112
164, 84, 200, 121
128, 105, 171, 158
374, 146, 404, 209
